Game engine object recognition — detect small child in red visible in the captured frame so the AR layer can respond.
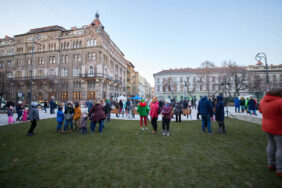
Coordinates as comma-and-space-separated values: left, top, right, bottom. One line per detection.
22, 107, 28, 122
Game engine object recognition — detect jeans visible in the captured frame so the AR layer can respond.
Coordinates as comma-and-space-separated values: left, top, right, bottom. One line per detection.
217, 121, 225, 133
176, 114, 181, 122
266, 133, 282, 173
57, 122, 63, 130
107, 113, 111, 122
248, 109, 257, 115
44, 107, 47, 113
162, 118, 170, 131
151, 117, 158, 131
241, 105, 245, 112
90, 120, 103, 133
235, 106, 240, 113
81, 127, 87, 135
28, 119, 37, 134
201, 114, 211, 133
64, 119, 73, 130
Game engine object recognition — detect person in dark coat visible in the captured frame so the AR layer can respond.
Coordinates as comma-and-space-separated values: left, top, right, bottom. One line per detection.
44, 99, 48, 113
240, 97, 245, 112
16, 101, 23, 121
248, 96, 257, 116
119, 100, 123, 115
27, 102, 39, 136
105, 99, 112, 122
89, 100, 105, 133
198, 96, 213, 134
183, 99, 188, 109
215, 95, 226, 133
174, 102, 183, 123
49, 99, 56, 114
62, 103, 74, 132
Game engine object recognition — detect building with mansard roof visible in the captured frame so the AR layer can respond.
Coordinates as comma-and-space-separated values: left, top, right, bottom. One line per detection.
0, 13, 138, 103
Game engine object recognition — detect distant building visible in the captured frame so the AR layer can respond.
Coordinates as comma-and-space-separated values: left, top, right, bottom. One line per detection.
153, 64, 282, 100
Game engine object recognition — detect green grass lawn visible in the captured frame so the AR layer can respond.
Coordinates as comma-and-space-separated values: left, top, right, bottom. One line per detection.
0, 118, 281, 187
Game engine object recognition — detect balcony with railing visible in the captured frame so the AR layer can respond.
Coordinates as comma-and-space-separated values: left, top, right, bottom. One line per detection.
80, 73, 113, 81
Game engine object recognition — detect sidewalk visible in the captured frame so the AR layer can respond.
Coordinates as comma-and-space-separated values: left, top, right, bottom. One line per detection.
0, 106, 262, 126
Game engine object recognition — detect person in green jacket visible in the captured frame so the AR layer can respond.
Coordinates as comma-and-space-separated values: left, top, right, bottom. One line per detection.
245, 98, 249, 114
137, 99, 150, 130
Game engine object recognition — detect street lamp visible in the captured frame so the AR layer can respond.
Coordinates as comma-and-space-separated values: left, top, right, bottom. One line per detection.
255, 52, 269, 90
30, 34, 40, 106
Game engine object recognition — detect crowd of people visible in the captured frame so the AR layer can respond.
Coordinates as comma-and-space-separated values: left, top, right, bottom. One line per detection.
234, 96, 258, 116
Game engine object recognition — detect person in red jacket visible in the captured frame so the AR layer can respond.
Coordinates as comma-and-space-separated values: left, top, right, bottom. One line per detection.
259, 88, 282, 177
150, 97, 159, 134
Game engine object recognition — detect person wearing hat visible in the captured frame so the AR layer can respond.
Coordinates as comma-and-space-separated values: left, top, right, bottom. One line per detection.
137, 99, 150, 130
161, 99, 173, 136
27, 102, 39, 136
198, 96, 213, 134
56, 106, 65, 132
89, 100, 105, 133
16, 101, 23, 121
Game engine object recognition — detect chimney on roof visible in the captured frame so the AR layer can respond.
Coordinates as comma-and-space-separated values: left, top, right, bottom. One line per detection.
71, 27, 77, 30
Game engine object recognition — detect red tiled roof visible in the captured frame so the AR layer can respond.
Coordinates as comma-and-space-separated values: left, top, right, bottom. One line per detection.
155, 67, 230, 74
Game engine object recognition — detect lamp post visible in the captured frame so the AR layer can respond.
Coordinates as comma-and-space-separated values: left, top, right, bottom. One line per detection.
30, 34, 40, 106
255, 52, 269, 90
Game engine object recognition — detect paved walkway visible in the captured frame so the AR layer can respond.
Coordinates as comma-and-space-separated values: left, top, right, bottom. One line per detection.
0, 106, 262, 126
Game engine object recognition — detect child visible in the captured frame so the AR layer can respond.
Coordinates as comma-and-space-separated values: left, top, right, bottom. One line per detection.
73, 102, 81, 130
27, 102, 39, 136
80, 111, 88, 135
56, 106, 65, 132
22, 107, 28, 122
137, 99, 150, 131
7, 106, 14, 124
63, 103, 74, 133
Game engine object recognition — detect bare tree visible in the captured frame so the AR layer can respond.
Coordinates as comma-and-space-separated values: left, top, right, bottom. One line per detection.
162, 77, 176, 99
198, 61, 216, 96
222, 61, 248, 97
249, 74, 265, 100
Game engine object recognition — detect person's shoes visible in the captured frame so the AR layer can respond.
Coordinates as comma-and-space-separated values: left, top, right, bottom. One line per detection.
162, 130, 166, 136
276, 171, 282, 177
27, 133, 33, 136
69, 129, 73, 133
208, 132, 213, 134
141, 127, 145, 131
166, 132, 170, 136
217, 128, 222, 133
152, 131, 157, 134
268, 165, 276, 171
61, 130, 66, 133
145, 127, 148, 130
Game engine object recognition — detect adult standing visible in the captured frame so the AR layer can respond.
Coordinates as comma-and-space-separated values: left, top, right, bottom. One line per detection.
174, 102, 183, 123
63, 103, 74, 132
126, 98, 131, 118
88, 100, 93, 113
183, 99, 188, 110
44, 99, 48, 113
234, 97, 240, 113
27, 102, 39, 136
198, 96, 213, 134
89, 100, 105, 133
215, 95, 226, 133
259, 88, 282, 177
105, 99, 112, 122
115, 99, 120, 118
248, 96, 257, 116
240, 97, 245, 112
16, 101, 23, 121
150, 97, 159, 133
119, 100, 123, 117
161, 99, 173, 136
49, 99, 56, 114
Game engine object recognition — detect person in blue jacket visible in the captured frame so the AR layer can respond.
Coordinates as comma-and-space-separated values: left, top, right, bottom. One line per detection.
234, 97, 240, 113
56, 106, 65, 132
198, 96, 213, 134
215, 95, 226, 133
248, 96, 257, 116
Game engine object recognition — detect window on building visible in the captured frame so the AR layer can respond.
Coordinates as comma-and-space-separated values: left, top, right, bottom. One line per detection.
7, 60, 13, 67
0, 62, 3, 69
61, 68, 68, 77
273, 75, 277, 81
37, 70, 44, 77
49, 56, 56, 64
73, 67, 80, 76
180, 77, 183, 83
8, 50, 14, 56
38, 57, 44, 65
89, 66, 94, 75
38, 45, 45, 52
87, 40, 90, 47
157, 78, 159, 83
26, 70, 32, 77
88, 53, 96, 61
157, 86, 160, 92
49, 68, 55, 75
73, 92, 81, 101
16, 71, 22, 77
88, 91, 96, 100
61, 92, 68, 101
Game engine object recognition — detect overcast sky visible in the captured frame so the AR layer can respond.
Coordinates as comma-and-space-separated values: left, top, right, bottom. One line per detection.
1, 0, 282, 86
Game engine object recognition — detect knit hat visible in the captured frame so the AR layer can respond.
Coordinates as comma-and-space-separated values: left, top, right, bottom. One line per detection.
166, 99, 171, 104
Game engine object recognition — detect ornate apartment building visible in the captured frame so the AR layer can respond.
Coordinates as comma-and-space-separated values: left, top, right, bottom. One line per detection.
0, 13, 136, 103
154, 63, 282, 100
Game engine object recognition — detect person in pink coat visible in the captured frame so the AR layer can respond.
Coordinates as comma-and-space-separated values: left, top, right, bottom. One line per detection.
22, 107, 28, 122
150, 97, 159, 134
